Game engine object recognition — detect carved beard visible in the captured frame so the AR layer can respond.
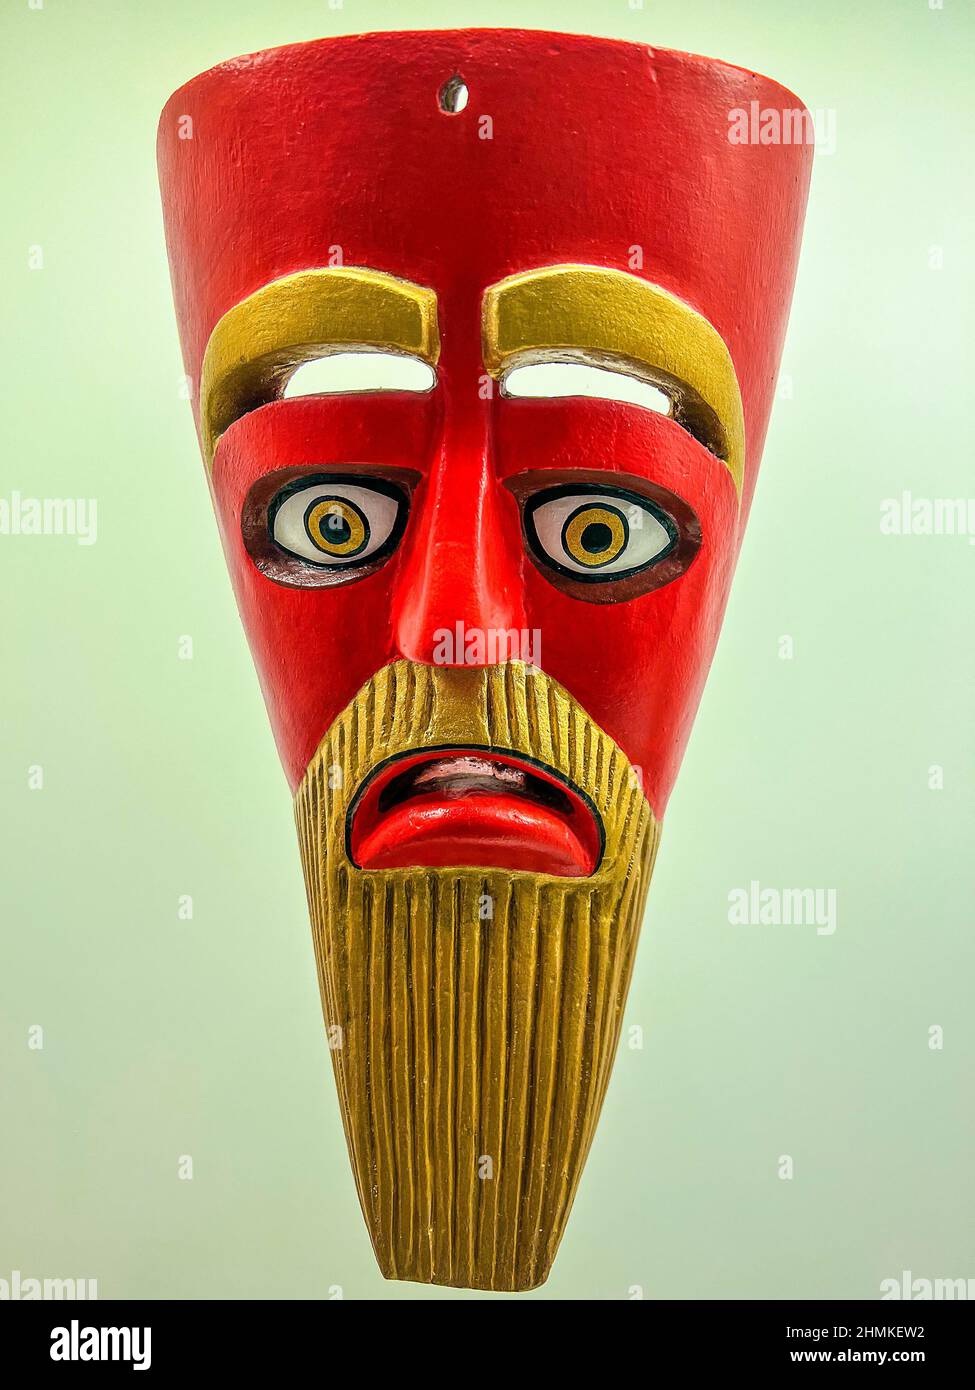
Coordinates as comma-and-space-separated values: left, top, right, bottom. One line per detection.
294, 661, 660, 1291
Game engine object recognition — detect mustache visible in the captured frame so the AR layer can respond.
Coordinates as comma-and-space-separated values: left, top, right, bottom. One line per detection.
293, 661, 661, 1291
297, 659, 650, 883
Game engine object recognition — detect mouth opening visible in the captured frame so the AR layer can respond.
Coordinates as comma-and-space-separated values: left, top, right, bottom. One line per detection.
346, 747, 603, 878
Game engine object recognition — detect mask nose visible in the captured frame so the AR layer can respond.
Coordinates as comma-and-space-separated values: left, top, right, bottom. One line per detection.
392, 425, 526, 668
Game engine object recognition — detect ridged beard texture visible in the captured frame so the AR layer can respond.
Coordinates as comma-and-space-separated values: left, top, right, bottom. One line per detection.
294, 660, 660, 1291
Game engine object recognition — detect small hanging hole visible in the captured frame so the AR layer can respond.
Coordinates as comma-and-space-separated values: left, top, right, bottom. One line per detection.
439, 75, 469, 114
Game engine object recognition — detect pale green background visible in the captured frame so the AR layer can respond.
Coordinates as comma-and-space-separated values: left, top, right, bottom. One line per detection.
1, 0, 972, 1301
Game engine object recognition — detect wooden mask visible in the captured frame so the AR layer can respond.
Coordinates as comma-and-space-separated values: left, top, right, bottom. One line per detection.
158, 29, 811, 1291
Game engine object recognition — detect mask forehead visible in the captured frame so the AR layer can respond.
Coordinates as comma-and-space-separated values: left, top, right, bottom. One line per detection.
158, 28, 811, 513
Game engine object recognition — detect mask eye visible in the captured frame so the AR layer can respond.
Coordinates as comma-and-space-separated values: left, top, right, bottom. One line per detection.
525, 485, 678, 582
268, 476, 407, 570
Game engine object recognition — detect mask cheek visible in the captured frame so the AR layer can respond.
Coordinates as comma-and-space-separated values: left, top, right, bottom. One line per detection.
517, 468, 737, 819
208, 443, 406, 796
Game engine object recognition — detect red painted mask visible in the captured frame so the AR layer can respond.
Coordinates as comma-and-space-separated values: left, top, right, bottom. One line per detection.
159, 29, 811, 1291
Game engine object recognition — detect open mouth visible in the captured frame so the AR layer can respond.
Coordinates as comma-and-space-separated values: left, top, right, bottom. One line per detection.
346, 747, 603, 877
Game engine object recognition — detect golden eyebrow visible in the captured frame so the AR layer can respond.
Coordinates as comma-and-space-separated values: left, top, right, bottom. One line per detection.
482, 265, 745, 496
199, 267, 440, 466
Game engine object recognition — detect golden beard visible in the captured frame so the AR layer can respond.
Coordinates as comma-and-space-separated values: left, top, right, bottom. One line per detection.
294, 660, 660, 1291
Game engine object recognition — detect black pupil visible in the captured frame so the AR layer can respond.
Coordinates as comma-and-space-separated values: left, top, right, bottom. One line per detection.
324, 509, 351, 544
581, 521, 613, 554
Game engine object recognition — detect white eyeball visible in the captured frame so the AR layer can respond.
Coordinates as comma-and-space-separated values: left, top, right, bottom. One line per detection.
526, 486, 676, 580
269, 477, 407, 568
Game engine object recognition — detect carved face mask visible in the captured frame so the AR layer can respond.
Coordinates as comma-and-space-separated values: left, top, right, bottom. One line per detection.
158, 29, 811, 1291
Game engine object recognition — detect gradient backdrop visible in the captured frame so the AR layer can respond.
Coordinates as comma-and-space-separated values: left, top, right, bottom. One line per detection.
1, 0, 972, 1300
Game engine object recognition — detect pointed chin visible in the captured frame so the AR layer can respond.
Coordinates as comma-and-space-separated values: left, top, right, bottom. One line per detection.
294, 660, 660, 1290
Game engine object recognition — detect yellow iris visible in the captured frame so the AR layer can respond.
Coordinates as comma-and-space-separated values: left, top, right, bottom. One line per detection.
305, 498, 368, 557
562, 505, 628, 568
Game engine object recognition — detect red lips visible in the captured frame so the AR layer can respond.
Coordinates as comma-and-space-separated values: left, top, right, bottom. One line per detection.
347, 748, 603, 877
